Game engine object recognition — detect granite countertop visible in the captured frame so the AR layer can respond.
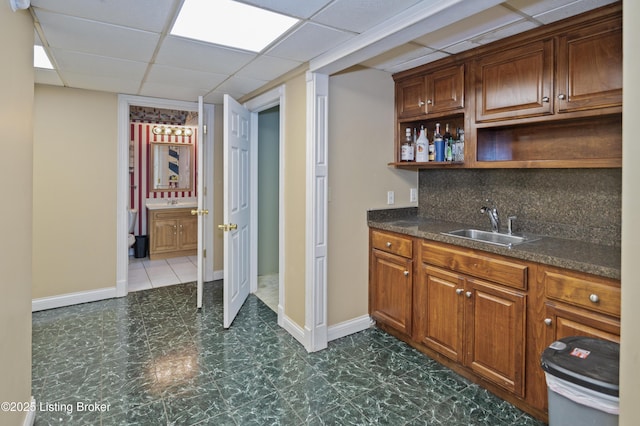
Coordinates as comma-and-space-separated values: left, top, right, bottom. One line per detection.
368, 208, 621, 280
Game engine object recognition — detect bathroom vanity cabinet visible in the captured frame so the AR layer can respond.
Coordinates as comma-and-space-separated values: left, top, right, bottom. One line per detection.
148, 208, 197, 260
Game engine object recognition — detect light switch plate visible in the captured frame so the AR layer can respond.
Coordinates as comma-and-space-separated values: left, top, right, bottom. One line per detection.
387, 191, 395, 205
410, 188, 417, 202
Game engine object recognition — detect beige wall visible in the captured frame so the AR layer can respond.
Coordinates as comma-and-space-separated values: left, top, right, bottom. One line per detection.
0, 4, 33, 425
33, 86, 118, 298
282, 73, 307, 326
620, 0, 639, 423
327, 67, 417, 325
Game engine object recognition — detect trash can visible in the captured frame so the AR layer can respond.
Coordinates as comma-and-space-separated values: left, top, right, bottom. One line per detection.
541, 336, 619, 426
134, 235, 148, 258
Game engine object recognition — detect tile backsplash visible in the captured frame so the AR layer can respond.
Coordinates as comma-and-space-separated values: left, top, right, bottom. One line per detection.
418, 168, 621, 247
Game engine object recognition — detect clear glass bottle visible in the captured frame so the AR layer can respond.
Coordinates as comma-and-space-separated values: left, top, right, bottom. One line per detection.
401, 127, 414, 161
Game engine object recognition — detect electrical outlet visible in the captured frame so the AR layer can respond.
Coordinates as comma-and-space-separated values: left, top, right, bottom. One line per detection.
410, 188, 417, 202
387, 191, 395, 205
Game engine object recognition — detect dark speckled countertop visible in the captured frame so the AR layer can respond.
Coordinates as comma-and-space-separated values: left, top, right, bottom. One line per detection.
368, 207, 621, 280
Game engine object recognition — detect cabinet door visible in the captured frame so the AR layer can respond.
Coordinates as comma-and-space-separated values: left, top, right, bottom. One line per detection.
544, 302, 620, 344
556, 18, 622, 113
396, 76, 427, 118
370, 249, 413, 337
465, 278, 526, 397
426, 64, 464, 114
178, 216, 198, 250
414, 264, 465, 363
476, 39, 553, 122
151, 219, 179, 253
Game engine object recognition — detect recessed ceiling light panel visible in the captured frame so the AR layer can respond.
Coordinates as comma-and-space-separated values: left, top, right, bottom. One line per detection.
171, 0, 299, 53
34, 45, 54, 69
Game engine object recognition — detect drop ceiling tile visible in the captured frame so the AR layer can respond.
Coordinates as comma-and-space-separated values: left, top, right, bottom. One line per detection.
31, 0, 178, 33
360, 43, 436, 71
234, 0, 332, 19
139, 82, 209, 102
266, 22, 354, 62
236, 55, 302, 81
506, 0, 586, 18
214, 76, 269, 96
413, 5, 523, 50
156, 36, 256, 75
35, 68, 63, 86
52, 49, 148, 80
443, 40, 481, 55
145, 64, 229, 91
62, 72, 142, 95
203, 92, 227, 104
529, 0, 619, 25
470, 19, 539, 45
312, 0, 421, 33
386, 50, 450, 74
35, 10, 160, 62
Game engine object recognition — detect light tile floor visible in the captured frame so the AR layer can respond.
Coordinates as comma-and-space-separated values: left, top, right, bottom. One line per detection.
256, 273, 279, 312
128, 256, 197, 292
31, 281, 547, 425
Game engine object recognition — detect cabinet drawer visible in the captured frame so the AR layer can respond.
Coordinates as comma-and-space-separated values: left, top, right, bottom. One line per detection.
544, 271, 620, 317
150, 208, 193, 220
371, 230, 413, 258
421, 241, 527, 289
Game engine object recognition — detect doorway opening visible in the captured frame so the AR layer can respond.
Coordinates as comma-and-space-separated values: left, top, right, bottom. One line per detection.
116, 95, 214, 298
255, 106, 280, 312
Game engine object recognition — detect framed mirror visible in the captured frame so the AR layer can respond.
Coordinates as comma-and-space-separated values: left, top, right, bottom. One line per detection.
149, 142, 193, 191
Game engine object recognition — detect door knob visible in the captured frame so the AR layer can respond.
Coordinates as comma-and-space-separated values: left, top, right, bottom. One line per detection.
191, 209, 209, 216
218, 223, 238, 232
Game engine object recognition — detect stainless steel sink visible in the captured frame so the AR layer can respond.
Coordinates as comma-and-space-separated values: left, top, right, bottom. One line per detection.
443, 229, 539, 248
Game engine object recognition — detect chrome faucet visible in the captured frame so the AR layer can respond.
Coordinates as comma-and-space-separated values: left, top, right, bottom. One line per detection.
480, 200, 500, 233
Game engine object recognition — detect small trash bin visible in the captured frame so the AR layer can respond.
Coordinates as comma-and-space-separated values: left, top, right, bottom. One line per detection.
134, 235, 148, 258
541, 336, 619, 426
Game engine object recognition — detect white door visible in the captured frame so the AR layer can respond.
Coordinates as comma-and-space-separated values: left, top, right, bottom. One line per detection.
195, 96, 206, 308
222, 95, 251, 328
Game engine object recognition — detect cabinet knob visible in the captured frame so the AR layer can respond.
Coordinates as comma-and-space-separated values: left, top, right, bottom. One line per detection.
386, 242, 392, 248
589, 294, 600, 303
544, 318, 552, 326
456, 288, 463, 295
404, 270, 409, 277
542, 96, 550, 103
558, 94, 566, 100
427, 99, 433, 105
418, 100, 425, 107
465, 291, 472, 298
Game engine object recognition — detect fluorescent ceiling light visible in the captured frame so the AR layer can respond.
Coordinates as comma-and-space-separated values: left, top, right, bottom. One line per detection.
171, 0, 299, 52
34, 45, 53, 69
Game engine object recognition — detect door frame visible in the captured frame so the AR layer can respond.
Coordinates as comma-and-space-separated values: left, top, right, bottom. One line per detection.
244, 85, 286, 327
116, 94, 214, 297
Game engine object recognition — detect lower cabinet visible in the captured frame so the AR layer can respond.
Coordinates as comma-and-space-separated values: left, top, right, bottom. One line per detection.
369, 229, 413, 337
148, 208, 198, 260
414, 261, 526, 396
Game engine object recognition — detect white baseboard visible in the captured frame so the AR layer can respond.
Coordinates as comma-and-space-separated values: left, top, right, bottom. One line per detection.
23, 397, 35, 426
280, 310, 308, 349
328, 314, 373, 342
32, 287, 117, 312
212, 269, 224, 281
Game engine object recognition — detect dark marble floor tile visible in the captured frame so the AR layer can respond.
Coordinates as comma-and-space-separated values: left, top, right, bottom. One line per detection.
278, 374, 344, 420
230, 391, 302, 426
101, 400, 167, 426
164, 389, 229, 425
215, 367, 278, 408
349, 384, 424, 425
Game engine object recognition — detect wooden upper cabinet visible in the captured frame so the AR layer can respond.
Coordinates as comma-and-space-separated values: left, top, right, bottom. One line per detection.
476, 39, 554, 122
396, 64, 464, 119
426, 64, 465, 114
556, 17, 622, 113
397, 76, 426, 118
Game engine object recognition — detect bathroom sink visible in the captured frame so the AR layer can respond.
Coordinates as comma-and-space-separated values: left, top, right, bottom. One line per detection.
443, 229, 538, 248
145, 199, 197, 210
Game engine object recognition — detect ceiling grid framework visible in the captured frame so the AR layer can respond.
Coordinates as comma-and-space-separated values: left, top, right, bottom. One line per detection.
31, 0, 618, 103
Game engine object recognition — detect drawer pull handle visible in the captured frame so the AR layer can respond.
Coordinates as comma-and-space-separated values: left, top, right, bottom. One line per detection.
589, 294, 600, 303
386, 242, 392, 248
544, 318, 552, 326
465, 291, 472, 298
404, 270, 409, 277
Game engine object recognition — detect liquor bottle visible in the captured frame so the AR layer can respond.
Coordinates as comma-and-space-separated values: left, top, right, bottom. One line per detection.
415, 125, 429, 162
432, 123, 442, 161
444, 123, 453, 161
401, 127, 414, 161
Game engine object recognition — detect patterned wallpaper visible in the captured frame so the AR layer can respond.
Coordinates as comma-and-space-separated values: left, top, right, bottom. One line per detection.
129, 122, 198, 236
